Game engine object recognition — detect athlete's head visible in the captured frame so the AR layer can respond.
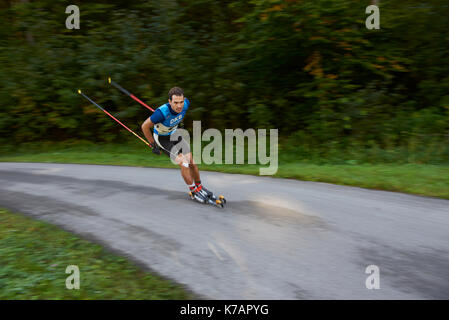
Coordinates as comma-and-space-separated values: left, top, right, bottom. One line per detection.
168, 87, 184, 113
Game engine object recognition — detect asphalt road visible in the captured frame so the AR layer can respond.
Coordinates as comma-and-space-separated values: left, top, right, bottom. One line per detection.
1, 162, 448, 299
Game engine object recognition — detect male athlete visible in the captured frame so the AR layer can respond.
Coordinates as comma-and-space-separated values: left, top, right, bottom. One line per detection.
141, 87, 212, 203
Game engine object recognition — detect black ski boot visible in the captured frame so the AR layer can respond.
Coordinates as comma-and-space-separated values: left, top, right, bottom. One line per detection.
198, 185, 227, 206
189, 185, 226, 208
200, 185, 214, 199
189, 187, 208, 204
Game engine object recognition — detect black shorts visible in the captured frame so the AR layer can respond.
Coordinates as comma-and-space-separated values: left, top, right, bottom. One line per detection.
154, 133, 191, 158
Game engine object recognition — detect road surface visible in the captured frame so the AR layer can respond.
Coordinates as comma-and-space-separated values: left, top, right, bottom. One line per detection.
1, 162, 448, 299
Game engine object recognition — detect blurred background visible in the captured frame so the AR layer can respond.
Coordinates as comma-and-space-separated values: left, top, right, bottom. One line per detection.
1, 0, 449, 300
0, 0, 448, 164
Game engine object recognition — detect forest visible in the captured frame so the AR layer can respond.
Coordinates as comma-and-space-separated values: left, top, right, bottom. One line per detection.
0, 0, 448, 163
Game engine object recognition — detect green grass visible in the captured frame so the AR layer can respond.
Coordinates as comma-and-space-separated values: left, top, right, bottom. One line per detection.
0, 208, 194, 299
0, 140, 448, 199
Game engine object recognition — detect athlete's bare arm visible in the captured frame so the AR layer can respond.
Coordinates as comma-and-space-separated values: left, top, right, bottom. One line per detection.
141, 118, 155, 145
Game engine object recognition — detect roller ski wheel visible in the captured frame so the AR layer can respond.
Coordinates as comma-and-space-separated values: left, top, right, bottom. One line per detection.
207, 193, 226, 208
200, 186, 226, 204
208, 192, 226, 204
189, 191, 226, 208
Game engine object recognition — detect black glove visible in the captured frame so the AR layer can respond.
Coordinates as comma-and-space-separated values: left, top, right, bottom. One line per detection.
149, 141, 161, 155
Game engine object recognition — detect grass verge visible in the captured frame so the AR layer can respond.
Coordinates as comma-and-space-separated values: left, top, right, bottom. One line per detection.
0, 141, 448, 199
0, 207, 194, 299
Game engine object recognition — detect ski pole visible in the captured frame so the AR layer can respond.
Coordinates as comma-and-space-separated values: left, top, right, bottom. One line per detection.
78, 89, 180, 158
108, 77, 155, 112
77, 89, 150, 147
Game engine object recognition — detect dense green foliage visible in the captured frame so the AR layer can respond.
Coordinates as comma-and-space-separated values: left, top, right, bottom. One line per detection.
0, 0, 448, 162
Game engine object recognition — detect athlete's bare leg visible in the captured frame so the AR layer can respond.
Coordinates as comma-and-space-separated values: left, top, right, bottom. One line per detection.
188, 154, 201, 183
176, 153, 193, 185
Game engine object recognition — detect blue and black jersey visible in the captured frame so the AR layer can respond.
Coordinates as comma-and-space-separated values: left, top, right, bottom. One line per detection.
150, 98, 189, 136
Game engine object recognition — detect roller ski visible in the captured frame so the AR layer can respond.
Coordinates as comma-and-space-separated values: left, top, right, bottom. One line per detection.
202, 186, 227, 205
189, 184, 226, 208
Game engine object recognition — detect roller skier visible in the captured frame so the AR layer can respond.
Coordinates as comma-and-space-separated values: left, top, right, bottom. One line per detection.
140, 87, 224, 206
78, 81, 225, 207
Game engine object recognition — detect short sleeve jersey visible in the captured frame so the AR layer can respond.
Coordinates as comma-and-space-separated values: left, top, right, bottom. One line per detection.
150, 98, 189, 136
